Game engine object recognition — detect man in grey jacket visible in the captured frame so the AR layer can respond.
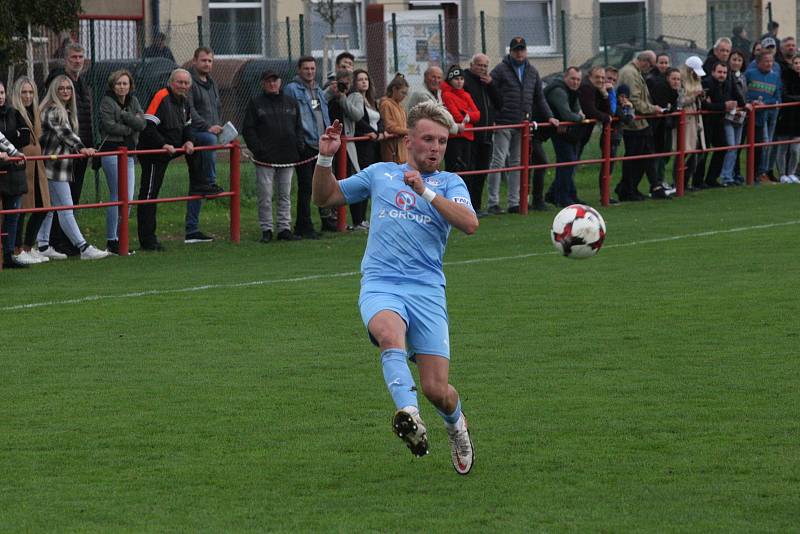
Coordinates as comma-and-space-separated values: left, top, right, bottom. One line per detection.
185, 46, 224, 244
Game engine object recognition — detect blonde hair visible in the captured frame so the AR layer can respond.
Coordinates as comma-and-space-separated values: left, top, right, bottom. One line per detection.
679, 65, 702, 98
407, 100, 451, 131
40, 75, 79, 131
10, 76, 42, 144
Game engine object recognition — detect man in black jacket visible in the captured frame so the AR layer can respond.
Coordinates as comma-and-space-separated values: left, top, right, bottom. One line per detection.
462, 53, 502, 215
242, 71, 304, 243
137, 69, 197, 251
44, 42, 93, 255
486, 37, 558, 214
702, 62, 745, 186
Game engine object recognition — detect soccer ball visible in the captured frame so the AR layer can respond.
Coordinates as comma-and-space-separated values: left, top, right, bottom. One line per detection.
551, 204, 606, 259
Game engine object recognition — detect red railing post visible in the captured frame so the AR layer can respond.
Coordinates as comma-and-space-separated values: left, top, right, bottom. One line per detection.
117, 147, 130, 256
230, 141, 241, 243
746, 104, 757, 185
336, 139, 348, 232
601, 121, 612, 206
519, 121, 530, 215
676, 109, 687, 197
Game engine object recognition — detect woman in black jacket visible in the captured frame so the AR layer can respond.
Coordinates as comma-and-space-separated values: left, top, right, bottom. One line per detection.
775, 56, 800, 183
0, 81, 29, 268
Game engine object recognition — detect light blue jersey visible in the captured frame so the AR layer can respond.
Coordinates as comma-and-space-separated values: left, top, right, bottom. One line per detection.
338, 162, 474, 287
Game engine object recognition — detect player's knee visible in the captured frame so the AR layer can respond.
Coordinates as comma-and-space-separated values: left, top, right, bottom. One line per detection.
370, 325, 404, 350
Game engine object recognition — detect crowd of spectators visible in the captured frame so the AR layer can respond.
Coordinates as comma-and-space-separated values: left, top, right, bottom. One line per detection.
1, 26, 799, 269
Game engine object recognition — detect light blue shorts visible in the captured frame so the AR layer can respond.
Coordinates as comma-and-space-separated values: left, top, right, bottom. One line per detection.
359, 281, 450, 359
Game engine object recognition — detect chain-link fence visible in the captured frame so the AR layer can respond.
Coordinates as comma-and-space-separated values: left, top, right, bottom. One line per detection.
3, 8, 755, 150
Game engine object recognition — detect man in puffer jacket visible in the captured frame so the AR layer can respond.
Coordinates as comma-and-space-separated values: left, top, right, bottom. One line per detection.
242, 70, 305, 243
487, 37, 558, 214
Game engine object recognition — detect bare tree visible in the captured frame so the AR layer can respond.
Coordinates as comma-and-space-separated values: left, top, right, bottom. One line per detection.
308, 0, 348, 35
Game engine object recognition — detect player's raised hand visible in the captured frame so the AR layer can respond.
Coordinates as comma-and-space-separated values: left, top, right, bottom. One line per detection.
319, 120, 343, 156
403, 170, 426, 195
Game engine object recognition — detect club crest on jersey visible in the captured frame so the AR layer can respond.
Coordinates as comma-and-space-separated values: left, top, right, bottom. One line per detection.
395, 190, 417, 211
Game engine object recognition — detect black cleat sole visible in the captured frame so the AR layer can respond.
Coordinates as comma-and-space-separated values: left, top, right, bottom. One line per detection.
393, 411, 428, 457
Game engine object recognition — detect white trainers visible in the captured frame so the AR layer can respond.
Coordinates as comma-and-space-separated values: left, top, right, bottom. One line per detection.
446, 414, 474, 475
393, 406, 428, 457
38, 246, 67, 260
27, 249, 51, 263
779, 175, 793, 184
80, 245, 110, 260
13, 250, 42, 265
789, 175, 800, 184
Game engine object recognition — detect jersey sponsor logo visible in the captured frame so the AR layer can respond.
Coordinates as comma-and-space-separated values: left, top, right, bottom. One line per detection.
378, 208, 433, 225
424, 176, 442, 186
395, 190, 417, 211
451, 196, 471, 205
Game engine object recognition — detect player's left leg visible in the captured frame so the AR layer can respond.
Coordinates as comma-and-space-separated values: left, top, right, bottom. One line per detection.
416, 355, 474, 475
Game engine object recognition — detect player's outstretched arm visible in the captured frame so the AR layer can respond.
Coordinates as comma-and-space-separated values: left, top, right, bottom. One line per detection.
403, 171, 479, 235
312, 120, 347, 208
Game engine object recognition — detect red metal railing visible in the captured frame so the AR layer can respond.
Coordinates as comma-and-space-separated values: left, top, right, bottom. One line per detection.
333, 101, 800, 219
0, 142, 241, 269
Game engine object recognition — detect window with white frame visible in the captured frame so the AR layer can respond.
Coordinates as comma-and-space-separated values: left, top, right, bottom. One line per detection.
503, 0, 556, 54
208, 0, 263, 56
308, 0, 363, 56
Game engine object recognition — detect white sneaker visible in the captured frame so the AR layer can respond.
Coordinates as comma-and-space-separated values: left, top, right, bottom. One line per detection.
13, 250, 41, 265
789, 175, 800, 184
392, 406, 428, 457
779, 175, 793, 183
27, 249, 50, 263
446, 414, 474, 475
38, 246, 67, 260
80, 245, 110, 260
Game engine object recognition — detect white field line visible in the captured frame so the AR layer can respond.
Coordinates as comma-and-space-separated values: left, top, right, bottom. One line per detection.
4, 220, 799, 312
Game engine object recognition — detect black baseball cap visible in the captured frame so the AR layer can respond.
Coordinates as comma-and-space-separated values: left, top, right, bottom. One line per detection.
509, 37, 527, 50
261, 70, 279, 81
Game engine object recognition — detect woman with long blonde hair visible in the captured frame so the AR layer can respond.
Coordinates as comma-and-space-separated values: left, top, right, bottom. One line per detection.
36, 75, 108, 260
678, 60, 707, 189
10, 76, 51, 264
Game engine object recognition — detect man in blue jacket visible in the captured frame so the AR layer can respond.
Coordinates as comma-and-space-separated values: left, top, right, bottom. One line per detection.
284, 56, 332, 238
746, 51, 782, 183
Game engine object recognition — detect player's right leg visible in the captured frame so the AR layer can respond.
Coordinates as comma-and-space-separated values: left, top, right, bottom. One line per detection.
365, 308, 428, 457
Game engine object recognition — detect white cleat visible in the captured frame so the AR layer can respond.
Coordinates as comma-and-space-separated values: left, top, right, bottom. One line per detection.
393, 406, 429, 457
447, 414, 474, 475
80, 245, 110, 260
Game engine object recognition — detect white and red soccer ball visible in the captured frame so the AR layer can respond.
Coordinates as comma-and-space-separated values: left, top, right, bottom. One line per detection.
551, 204, 606, 259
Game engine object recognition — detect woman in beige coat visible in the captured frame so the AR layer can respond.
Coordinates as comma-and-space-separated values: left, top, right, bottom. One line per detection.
676, 62, 707, 190
379, 74, 410, 163
10, 77, 51, 264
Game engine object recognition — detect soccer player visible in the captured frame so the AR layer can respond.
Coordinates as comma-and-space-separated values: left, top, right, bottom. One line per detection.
312, 101, 478, 475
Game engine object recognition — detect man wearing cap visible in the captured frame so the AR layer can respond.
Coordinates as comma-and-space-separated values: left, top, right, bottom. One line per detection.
615, 50, 671, 201
487, 36, 558, 214
441, 65, 480, 174
242, 71, 304, 242
406, 66, 460, 135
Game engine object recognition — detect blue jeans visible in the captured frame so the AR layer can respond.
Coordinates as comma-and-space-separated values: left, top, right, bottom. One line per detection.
185, 129, 218, 234
548, 137, 579, 206
101, 154, 136, 241
720, 121, 743, 182
757, 108, 779, 175
1, 194, 21, 253
37, 181, 87, 249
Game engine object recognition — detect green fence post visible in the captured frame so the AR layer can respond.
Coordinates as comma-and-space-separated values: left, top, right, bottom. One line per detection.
197, 16, 204, 47
299, 14, 305, 56
392, 13, 399, 73
286, 16, 292, 61
438, 14, 445, 70
767, 2, 773, 26
641, 8, 647, 48
709, 7, 715, 48
88, 19, 100, 201
560, 10, 567, 71
480, 11, 486, 54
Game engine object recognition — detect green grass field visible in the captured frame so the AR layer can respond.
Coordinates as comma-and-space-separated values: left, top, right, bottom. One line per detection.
2, 153, 799, 531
